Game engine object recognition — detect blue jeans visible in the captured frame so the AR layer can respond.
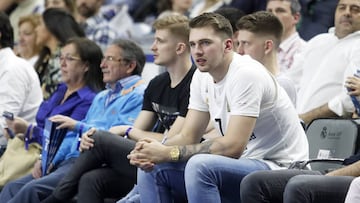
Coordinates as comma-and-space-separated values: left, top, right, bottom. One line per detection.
138, 154, 271, 203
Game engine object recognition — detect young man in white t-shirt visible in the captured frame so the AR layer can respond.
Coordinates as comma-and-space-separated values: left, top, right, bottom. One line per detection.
236, 11, 297, 106
128, 12, 308, 203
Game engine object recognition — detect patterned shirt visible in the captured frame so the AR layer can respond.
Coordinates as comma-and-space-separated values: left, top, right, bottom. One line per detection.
278, 32, 307, 72
82, 13, 119, 51
36, 47, 62, 100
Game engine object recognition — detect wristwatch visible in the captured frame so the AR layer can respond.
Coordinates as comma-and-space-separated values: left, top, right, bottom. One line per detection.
170, 146, 180, 162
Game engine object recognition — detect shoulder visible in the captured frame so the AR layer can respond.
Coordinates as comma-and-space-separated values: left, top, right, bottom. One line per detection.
147, 72, 170, 88
77, 86, 98, 101
306, 32, 337, 46
229, 54, 268, 79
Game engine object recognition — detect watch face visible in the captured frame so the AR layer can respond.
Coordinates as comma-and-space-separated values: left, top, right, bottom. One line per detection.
170, 147, 180, 161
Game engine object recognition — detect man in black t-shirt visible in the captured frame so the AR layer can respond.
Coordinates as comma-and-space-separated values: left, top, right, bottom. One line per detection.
43, 14, 195, 203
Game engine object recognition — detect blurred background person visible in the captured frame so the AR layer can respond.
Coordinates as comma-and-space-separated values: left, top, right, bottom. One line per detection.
157, 0, 192, 18
8, 0, 44, 45
190, 0, 229, 18
266, 0, 306, 75
73, 0, 120, 51
34, 8, 85, 99
45, 0, 77, 16
16, 14, 43, 66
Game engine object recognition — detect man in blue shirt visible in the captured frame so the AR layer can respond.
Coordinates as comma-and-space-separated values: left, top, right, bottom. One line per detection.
0, 39, 147, 203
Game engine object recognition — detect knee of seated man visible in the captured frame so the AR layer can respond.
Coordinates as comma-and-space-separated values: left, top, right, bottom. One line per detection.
79, 172, 98, 188
284, 175, 310, 196
185, 154, 215, 173
241, 170, 264, 187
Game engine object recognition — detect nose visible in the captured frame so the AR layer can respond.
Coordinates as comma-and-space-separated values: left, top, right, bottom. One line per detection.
59, 58, 66, 67
267, 9, 276, 15
191, 44, 203, 56
343, 5, 352, 16
150, 41, 156, 52
237, 45, 245, 55
100, 60, 106, 68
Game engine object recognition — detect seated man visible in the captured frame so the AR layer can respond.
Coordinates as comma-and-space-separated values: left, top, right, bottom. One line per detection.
289, 0, 360, 123
236, 11, 297, 105
266, 0, 306, 75
0, 11, 42, 155
42, 14, 196, 203
241, 154, 360, 203
128, 12, 308, 203
240, 2, 360, 202
0, 38, 147, 203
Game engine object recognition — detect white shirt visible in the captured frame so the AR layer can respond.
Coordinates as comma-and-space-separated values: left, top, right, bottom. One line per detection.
328, 50, 360, 116
189, 53, 309, 169
0, 48, 43, 141
294, 28, 360, 114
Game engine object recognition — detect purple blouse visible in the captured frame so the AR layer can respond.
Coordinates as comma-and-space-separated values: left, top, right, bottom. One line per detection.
31, 83, 97, 144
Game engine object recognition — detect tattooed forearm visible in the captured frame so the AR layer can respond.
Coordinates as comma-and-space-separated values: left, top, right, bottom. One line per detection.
178, 139, 228, 161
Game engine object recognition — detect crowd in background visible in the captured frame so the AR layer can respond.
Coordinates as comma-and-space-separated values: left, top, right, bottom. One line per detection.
2, 0, 360, 203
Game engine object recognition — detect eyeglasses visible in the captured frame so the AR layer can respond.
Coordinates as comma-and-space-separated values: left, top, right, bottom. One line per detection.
101, 56, 127, 63
58, 55, 81, 63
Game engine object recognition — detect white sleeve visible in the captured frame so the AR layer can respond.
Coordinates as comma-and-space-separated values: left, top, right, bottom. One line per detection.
188, 69, 209, 112
0, 66, 28, 130
328, 92, 354, 117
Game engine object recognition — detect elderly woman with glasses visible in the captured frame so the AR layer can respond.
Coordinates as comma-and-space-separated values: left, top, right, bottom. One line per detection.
1, 37, 104, 192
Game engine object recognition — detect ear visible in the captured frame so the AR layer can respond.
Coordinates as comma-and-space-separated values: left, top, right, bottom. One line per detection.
264, 40, 274, 55
292, 12, 301, 25
175, 42, 186, 55
82, 62, 89, 73
224, 38, 233, 53
126, 61, 137, 75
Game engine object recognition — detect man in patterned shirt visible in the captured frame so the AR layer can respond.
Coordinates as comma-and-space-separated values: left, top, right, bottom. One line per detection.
74, 0, 124, 51
266, 0, 306, 86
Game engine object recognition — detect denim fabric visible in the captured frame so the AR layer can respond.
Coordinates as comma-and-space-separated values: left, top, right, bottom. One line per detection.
138, 154, 271, 203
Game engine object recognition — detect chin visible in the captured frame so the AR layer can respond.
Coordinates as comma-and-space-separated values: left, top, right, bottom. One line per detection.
197, 66, 209, 73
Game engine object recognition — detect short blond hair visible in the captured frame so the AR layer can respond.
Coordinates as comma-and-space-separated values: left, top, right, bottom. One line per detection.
153, 14, 190, 43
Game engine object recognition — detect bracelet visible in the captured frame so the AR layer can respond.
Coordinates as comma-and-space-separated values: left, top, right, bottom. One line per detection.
124, 127, 132, 139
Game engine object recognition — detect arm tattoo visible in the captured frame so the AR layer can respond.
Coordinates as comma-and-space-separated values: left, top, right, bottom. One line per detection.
178, 140, 214, 161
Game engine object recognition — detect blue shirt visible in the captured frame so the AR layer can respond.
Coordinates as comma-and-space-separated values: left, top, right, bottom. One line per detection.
31, 83, 97, 144
51, 75, 146, 166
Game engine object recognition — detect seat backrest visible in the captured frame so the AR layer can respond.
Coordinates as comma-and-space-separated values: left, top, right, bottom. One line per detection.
305, 118, 360, 171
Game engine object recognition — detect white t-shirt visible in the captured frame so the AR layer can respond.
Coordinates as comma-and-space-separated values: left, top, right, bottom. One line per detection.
276, 73, 297, 106
189, 53, 309, 169
293, 29, 360, 114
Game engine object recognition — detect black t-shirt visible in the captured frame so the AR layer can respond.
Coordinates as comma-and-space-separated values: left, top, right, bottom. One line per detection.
142, 65, 196, 133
